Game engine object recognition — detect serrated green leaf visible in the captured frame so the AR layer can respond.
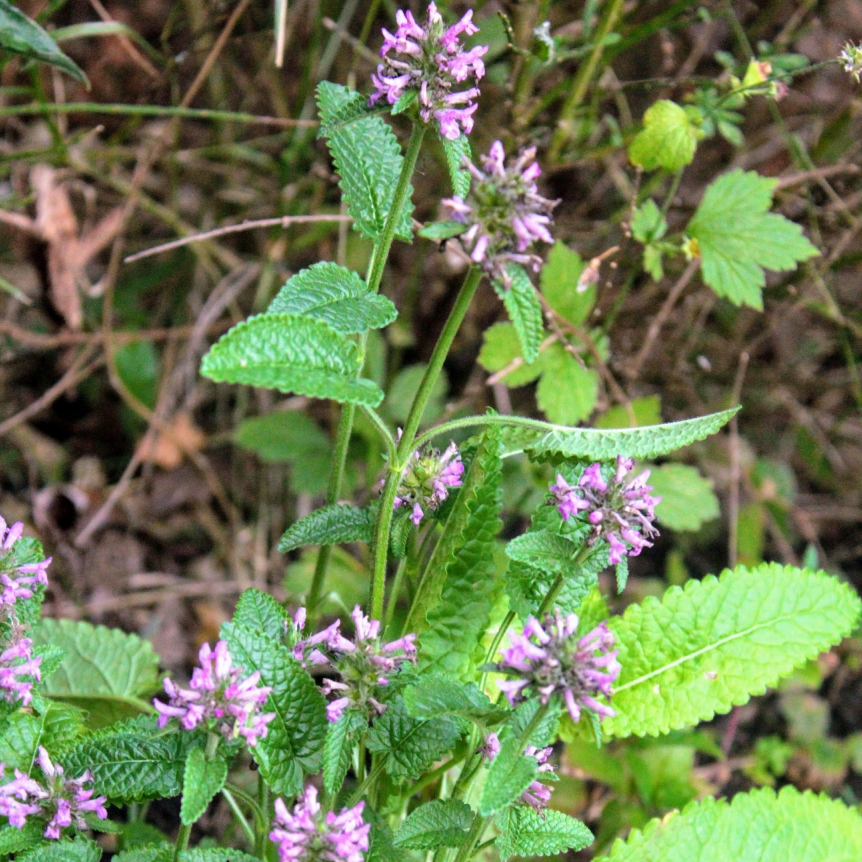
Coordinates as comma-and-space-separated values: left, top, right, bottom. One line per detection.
497, 806, 594, 861
221, 623, 327, 795
0, 700, 86, 768
540, 242, 594, 326
598, 787, 862, 862
113, 847, 172, 862
509, 698, 563, 749
479, 737, 537, 816
403, 675, 510, 726
394, 799, 473, 850
498, 265, 544, 363
605, 564, 862, 738
595, 396, 662, 429
687, 169, 819, 308
279, 504, 375, 552
366, 697, 461, 781
414, 427, 503, 679
32, 619, 160, 728
0, 820, 45, 856
628, 100, 703, 171
267, 262, 397, 333
391, 88, 418, 115
323, 710, 366, 794
316, 82, 369, 135
0, 0, 88, 84
317, 84, 413, 241
418, 220, 468, 241
62, 716, 204, 802
366, 806, 402, 862
527, 407, 737, 461
5, 536, 47, 627
231, 589, 289, 642
201, 314, 383, 407
441, 134, 471, 197
648, 463, 720, 531
535, 344, 598, 425
477, 322, 544, 387
505, 530, 579, 574
179, 851, 260, 862
17, 836, 102, 862
180, 747, 228, 825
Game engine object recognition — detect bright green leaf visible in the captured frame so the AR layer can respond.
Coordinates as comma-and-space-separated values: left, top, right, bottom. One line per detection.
0, 701, 86, 769
234, 410, 328, 462
505, 530, 578, 574
279, 504, 375, 552
323, 710, 366, 794
628, 100, 703, 171
478, 737, 537, 816
499, 264, 544, 363
441, 133, 471, 198
630, 200, 668, 244
231, 589, 290, 643
394, 800, 473, 850
180, 748, 228, 825
535, 344, 598, 425
497, 806, 593, 861
179, 851, 260, 862
648, 463, 720, 531
403, 675, 510, 726
17, 836, 102, 862
477, 322, 544, 387
540, 242, 594, 326
0, 821, 45, 856
595, 396, 662, 429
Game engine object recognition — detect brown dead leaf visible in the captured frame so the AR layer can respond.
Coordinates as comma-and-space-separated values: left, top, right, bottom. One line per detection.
136, 412, 206, 469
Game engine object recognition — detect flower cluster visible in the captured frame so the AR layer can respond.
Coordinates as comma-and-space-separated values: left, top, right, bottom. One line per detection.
370, 3, 488, 139
0, 747, 107, 839
481, 733, 556, 813
154, 640, 275, 746
496, 611, 620, 724
393, 440, 464, 526
0, 518, 49, 706
294, 606, 416, 722
443, 141, 557, 285
271, 785, 369, 862
840, 42, 862, 83
550, 457, 660, 564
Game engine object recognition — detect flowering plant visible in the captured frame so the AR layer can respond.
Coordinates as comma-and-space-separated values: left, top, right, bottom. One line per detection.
1, 4, 860, 862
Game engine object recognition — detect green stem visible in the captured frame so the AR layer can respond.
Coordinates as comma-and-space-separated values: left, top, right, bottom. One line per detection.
412, 413, 562, 452
370, 265, 483, 620
536, 546, 594, 618
222, 786, 256, 847
256, 771, 270, 859
548, 0, 626, 161
173, 824, 192, 862
347, 760, 386, 807
360, 405, 397, 461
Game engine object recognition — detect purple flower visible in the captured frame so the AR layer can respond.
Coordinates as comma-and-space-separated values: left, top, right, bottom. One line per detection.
550, 457, 661, 564
294, 606, 416, 722
392, 440, 464, 526
442, 142, 558, 286
270, 785, 369, 862
481, 733, 556, 814
0, 747, 107, 839
0, 518, 51, 615
0, 637, 41, 706
154, 640, 275, 746
370, 3, 488, 139
496, 611, 620, 725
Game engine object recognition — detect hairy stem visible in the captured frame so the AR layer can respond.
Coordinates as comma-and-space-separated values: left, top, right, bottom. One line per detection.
173, 824, 192, 861
222, 786, 256, 847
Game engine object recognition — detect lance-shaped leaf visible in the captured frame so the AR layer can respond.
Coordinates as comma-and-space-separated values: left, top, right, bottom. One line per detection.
221, 623, 327, 795
498, 264, 544, 364
323, 710, 366, 794
598, 786, 862, 862
526, 407, 737, 461
231, 589, 290, 642
200, 314, 383, 407
394, 800, 474, 850
479, 737, 538, 816
441, 133, 471, 198
267, 262, 397, 333
317, 82, 413, 241
605, 563, 862, 738
278, 504, 375, 552
180, 747, 228, 825
497, 807, 594, 861
0, 0, 87, 84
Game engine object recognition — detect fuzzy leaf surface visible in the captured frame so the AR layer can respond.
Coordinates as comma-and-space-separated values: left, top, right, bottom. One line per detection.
499, 265, 544, 363
605, 564, 862, 738
179, 851, 260, 862
0, 701, 86, 768
317, 83, 413, 241
687, 169, 819, 308
278, 504, 375, 552
394, 800, 473, 849
180, 747, 228, 825
497, 807, 594, 861
32, 619, 160, 727
598, 786, 862, 862
505, 530, 578, 574
441, 133, 471, 197
231, 589, 289, 643
403, 675, 509, 726
267, 262, 397, 333
323, 710, 366, 794
113, 848, 172, 862
221, 623, 327, 795
479, 737, 537, 816
17, 837, 102, 862
200, 314, 383, 407
527, 408, 737, 461
414, 427, 503, 679
0, 821, 44, 856
316, 83, 369, 136
366, 697, 462, 781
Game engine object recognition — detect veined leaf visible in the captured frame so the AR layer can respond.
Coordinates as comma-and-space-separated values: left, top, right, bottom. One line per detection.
0, 701, 86, 769
231, 589, 289, 643
526, 407, 737, 461
317, 83, 413, 241
267, 262, 397, 333
505, 530, 578, 574
498, 265, 544, 364
497, 807, 593, 861
687, 169, 819, 309
535, 344, 598, 425
32, 619, 160, 728
0, 0, 88, 84
221, 623, 327, 795
17, 836, 102, 862
0, 821, 45, 856
394, 799, 473, 850
540, 242, 594, 327
200, 313, 383, 407
113, 844, 172, 862
179, 851, 260, 862
412, 427, 503, 679
403, 674, 510, 726
477, 322, 545, 387
441, 133, 471, 198
180, 748, 228, 825
649, 463, 720, 531
366, 697, 462, 781
316, 83, 369, 136
598, 787, 862, 862
605, 563, 862, 738
278, 504, 375, 552
323, 710, 366, 794
628, 100, 703, 172
478, 737, 537, 816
